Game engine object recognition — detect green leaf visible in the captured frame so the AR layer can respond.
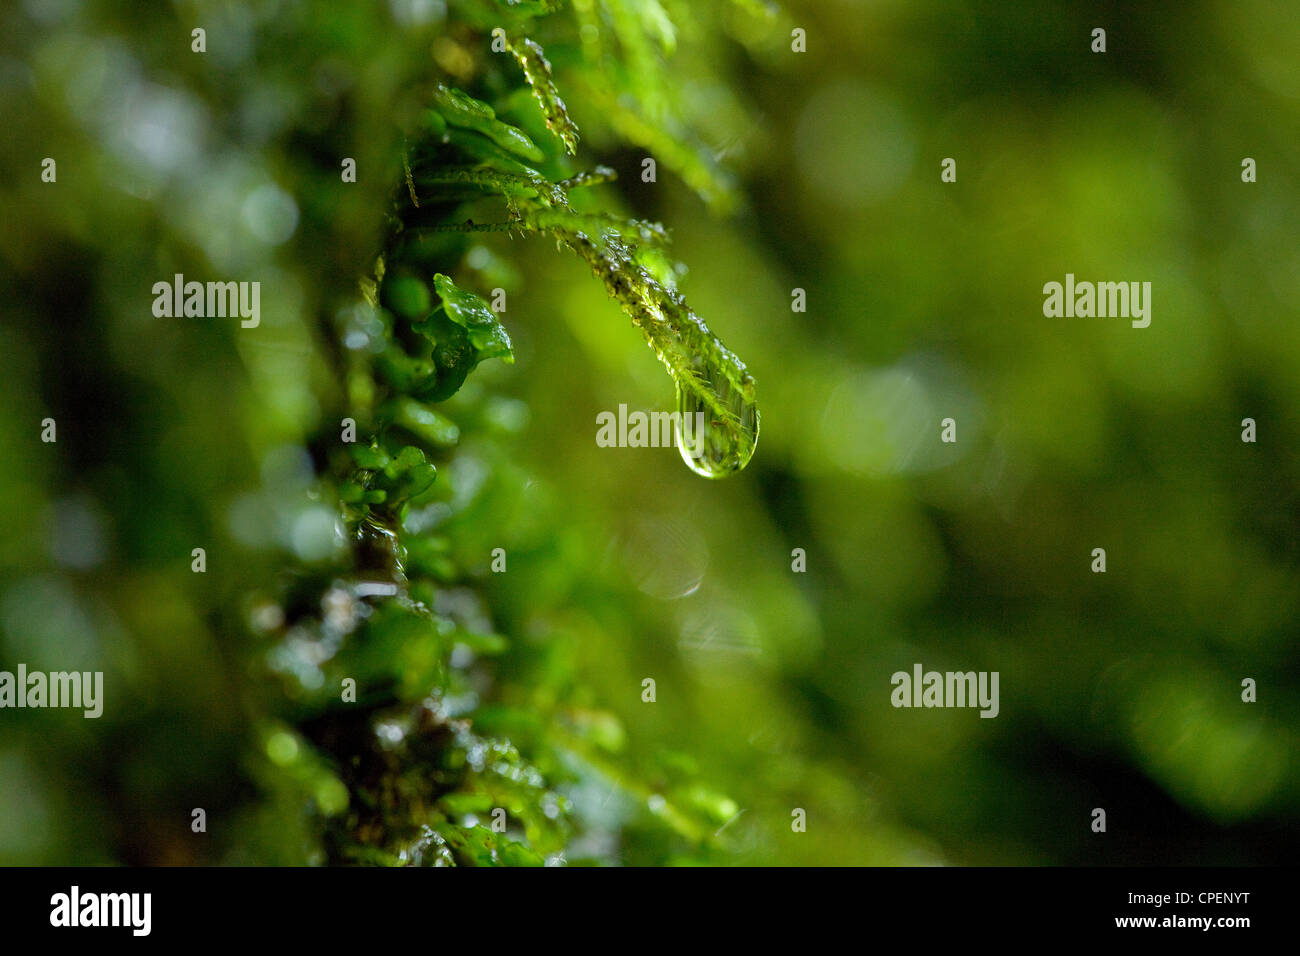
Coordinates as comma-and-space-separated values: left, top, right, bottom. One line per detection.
416, 316, 479, 403
439, 127, 541, 177
432, 274, 514, 363
504, 36, 580, 155
431, 84, 544, 162
349, 443, 390, 470
499, 840, 545, 867
386, 397, 461, 446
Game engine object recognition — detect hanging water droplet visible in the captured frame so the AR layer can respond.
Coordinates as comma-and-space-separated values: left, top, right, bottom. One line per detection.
674, 371, 759, 479
554, 227, 760, 478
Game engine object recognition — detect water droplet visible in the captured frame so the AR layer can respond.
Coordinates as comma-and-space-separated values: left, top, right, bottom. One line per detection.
556, 229, 760, 477
674, 372, 759, 478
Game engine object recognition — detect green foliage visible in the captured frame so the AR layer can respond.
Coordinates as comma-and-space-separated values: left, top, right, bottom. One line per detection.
0, 0, 786, 869
430, 84, 546, 163
403, 76, 761, 475
502, 36, 580, 156
11, 0, 1292, 871
245, 0, 768, 864
431, 274, 514, 363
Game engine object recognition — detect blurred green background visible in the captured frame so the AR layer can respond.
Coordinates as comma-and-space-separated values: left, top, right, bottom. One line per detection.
1, 0, 1298, 865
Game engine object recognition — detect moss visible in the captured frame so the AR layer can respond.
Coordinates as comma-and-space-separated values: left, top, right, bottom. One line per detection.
252, 0, 762, 865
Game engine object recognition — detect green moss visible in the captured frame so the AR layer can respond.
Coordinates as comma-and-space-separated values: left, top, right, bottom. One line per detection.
255, 0, 762, 865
